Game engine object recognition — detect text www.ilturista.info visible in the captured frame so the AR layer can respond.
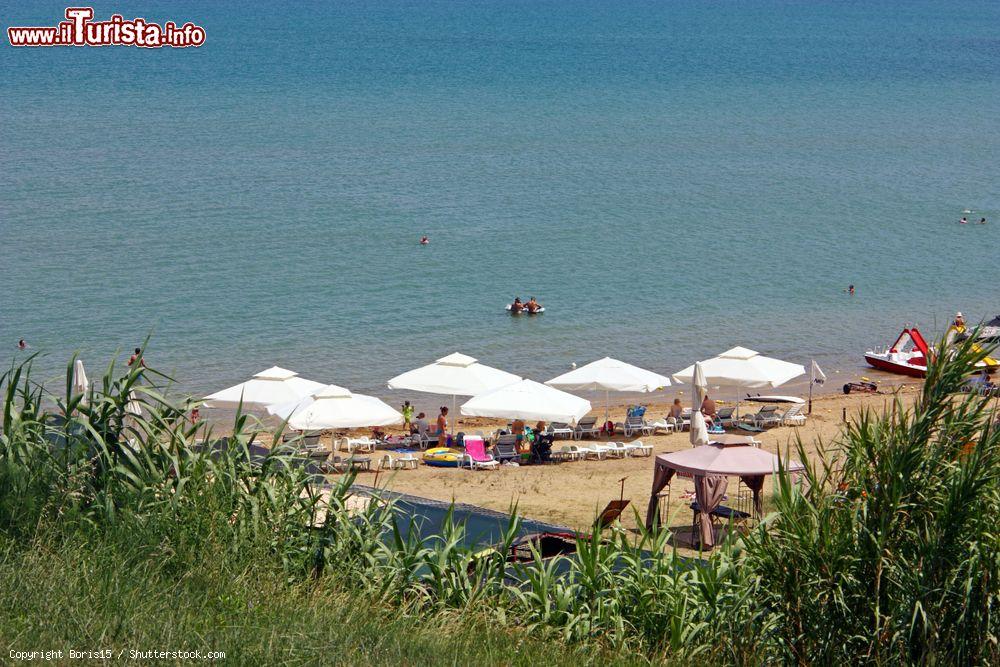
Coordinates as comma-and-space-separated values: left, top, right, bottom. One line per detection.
8, 7, 205, 48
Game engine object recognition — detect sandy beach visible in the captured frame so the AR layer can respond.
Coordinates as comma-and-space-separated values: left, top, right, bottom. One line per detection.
217, 375, 925, 545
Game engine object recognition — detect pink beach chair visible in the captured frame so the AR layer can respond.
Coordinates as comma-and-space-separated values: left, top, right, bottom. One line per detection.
463, 436, 499, 470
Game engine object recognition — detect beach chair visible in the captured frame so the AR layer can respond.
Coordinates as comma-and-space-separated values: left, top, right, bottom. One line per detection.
629, 440, 653, 457
619, 414, 654, 437
604, 442, 631, 458
573, 416, 601, 440
575, 443, 609, 460
714, 407, 737, 429
379, 452, 419, 470
493, 434, 520, 462
742, 405, 778, 428
554, 444, 584, 461
546, 422, 575, 440
325, 455, 372, 473
647, 418, 676, 435
339, 436, 376, 453
464, 436, 499, 470
780, 403, 806, 426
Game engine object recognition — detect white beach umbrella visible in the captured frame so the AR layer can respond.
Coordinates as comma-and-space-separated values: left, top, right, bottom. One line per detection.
690, 362, 710, 447
388, 353, 521, 432
71, 359, 89, 404
267, 384, 402, 431
673, 347, 805, 417
203, 366, 325, 408
460, 379, 592, 425
546, 356, 671, 422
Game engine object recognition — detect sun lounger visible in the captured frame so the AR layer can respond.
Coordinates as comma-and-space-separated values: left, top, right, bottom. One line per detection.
629, 440, 653, 457
464, 436, 499, 470
546, 422, 575, 440
573, 416, 601, 440
325, 455, 372, 473
714, 407, 737, 429
493, 434, 520, 462
554, 444, 584, 461
742, 405, 779, 428
648, 418, 676, 434
575, 443, 609, 460
338, 436, 376, 453
379, 452, 419, 470
780, 403, 806, 426
605, 442, 631, 458
619, 414, 654, 437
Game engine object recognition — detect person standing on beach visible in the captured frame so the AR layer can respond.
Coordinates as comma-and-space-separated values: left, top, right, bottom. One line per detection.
436, 406, 449, 447
401, 400, 414, 433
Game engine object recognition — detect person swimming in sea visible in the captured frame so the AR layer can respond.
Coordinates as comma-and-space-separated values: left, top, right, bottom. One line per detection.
526, 296, 542, 313
960, 217, 968, 224
17, 338, 27, 350
510, 297, 524, 313
979, 218, 987, 225
848, 284, 855, 295
420, 236, 429, 245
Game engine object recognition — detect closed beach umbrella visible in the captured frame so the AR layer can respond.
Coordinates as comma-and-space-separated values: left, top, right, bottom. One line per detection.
460, 379, 592, 425
690, 362, 710, 447
71, 359, 89, 404
673, 347, 805, 417
203, 366, 325, 409
267, 384, 402, 431
388, 353, 521, 433
546, 356, 671, 422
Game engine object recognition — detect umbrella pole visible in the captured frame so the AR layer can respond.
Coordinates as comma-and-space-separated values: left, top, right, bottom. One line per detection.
451, 394, 456, 436
605, 389, 610, 425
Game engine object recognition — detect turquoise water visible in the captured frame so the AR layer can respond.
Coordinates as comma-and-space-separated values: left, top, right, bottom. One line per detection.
2, 0, 999, 396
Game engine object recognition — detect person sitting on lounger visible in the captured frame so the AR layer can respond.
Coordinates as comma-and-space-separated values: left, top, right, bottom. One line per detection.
510, 297, 524, 313
701, 394, 717, 425
668, 398, 684, 424
413, 412, 429, 436
526, 297, 541, 313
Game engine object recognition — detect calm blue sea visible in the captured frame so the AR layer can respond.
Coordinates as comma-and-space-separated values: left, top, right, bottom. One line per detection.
2, 0, 999, 399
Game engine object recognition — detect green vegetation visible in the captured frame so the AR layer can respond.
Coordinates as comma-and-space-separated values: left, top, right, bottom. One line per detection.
1, 340, 997, 665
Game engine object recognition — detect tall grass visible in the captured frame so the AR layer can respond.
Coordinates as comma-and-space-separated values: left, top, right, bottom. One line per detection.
0, 341, 997, 665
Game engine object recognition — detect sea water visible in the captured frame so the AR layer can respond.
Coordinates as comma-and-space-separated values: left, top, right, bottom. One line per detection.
2, 0, 998, 398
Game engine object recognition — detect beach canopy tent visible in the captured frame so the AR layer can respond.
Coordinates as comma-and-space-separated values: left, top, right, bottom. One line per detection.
267, 384, 402, 431
461, 379, 592, 425
545, 357, 671, 421
645, 444, 804, 548
203, 366, 325, 409
673, 347, 805, 417
388, 353, 521, 432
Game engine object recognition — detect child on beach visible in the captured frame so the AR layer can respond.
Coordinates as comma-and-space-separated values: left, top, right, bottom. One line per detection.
401, 400, 414, 433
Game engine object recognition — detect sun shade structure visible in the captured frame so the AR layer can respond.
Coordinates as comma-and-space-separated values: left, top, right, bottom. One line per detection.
645, 444, 804, 548
674, 347, 805, 418
388, 353, 521, 432
267, 384, 402, 431
673, 347, 805, 388
690, 362, 710, 447
461, 379, 592, 425
71, 359, 89, 404
203, 366, 325, 408
545, 357, 671, 422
